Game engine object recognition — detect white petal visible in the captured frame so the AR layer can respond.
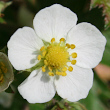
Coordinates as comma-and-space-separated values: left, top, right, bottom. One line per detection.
7, 27, 44, 70
18, 69, 56, 103
67, 22, 106, 68
33, 4, 77, 42
55, 66, 93, 102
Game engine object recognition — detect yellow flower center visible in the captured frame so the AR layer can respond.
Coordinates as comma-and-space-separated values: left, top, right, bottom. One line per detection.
37, 38, 77, 76
45, 45, 69, 69
0, 62, 7, 84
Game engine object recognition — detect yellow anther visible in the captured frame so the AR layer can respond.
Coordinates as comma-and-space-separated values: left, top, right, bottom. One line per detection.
68, 66, 73, 72
71, 52, 77, 58
42, 51, 47, 56
70, 44, 75, 49
44, 60, 48, 66
51, 38, 55, 43
71, 60, 77, 65
60, 38, 65, 42
47, 45, 52, 49
37, 55, 41, 60
62, 67, 67, 72
0, 74, 4, 83
40, 46, 45, 51
1, 66, 7, 73
66, 43, 71, 48
42, 66, 46, 72
48, 66, 52, 71
48, 72, 54, 76
56, 71, 62, 75
0, 62, 5, 66
61, 72, 67, 76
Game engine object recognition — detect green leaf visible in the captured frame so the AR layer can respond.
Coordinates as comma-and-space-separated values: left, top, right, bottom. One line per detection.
18, 5, 34, 27
101, 28, 110, 66
91, 0, 110, 28
29, 103, 45, 110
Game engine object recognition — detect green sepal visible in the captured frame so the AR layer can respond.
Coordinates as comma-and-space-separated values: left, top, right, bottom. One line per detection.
25, 60, 44, 72
42, 40, 50, 46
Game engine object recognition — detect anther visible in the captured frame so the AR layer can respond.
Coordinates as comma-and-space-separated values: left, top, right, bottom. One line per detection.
68, 66, 73, 72
48, 66, 52, 71
71, 52, 77, 58
62, 67, 67, 72
48, 72, 54, 76
70, 44, 75, 49
71, 60, 77, 65
61, 72, 67, 76
0, 74, 4, 83
66, 43, 71, 48
42, 66, 46, 72
1, 66, 7, 73
47, 45, 52, 49
37, 55, 41, 60
40, 46, 45, 51
44, 60, 48, 66
42, 51, 46, 56
60, 38, 65, 42
56, 71, 62, 75
0, 62, 5, 66
51, 38, 55, 43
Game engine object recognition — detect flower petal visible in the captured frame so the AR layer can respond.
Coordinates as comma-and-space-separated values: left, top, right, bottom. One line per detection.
55, 65, 93, 102
7, 27, 44, 70
0, 52, 14, 92
67, 22, 106, 68
33, 4, 77, 42
18, 69, 56, 103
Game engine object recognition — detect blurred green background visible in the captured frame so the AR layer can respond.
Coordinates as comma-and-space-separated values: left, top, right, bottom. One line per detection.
0, 0, 110, 110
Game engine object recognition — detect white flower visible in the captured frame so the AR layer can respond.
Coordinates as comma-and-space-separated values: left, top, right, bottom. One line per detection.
7, 4, 106, 103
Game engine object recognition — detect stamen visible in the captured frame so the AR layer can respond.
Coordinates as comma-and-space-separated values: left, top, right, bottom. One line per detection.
61, 72, 67, 76
37, 55, 41, 60
38, 37, 77, 76
48, 66, 52, 71
0, 62, 5, 66
66, 43, 71, 48
48, 72, 54, 76
40, 46, 45, 51
42, 51, 47, 56
44, 60, 48, 66
56, 71, 62, 75
0, 74, 4, 83
51, 38, 55, 43
71, 52, 77, 58
68, 66, 73, 72
47, 45, 52, 49
71, 60, 77, 65
42, 66, 46, 72
70, 44, 75, 49
62, 67, 67, 72
60, 38, 65, 42
1, 66, 7, 73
